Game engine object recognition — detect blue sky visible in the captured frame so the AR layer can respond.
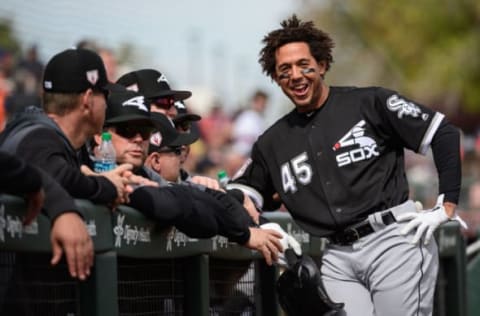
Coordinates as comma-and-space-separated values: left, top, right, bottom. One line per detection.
0, 0, 300, 116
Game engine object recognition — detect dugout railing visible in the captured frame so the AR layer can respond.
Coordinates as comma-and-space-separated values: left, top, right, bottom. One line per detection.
0, 194, 467, 316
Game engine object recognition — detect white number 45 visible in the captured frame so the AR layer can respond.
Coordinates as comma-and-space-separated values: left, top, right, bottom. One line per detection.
281, 152, 313, 194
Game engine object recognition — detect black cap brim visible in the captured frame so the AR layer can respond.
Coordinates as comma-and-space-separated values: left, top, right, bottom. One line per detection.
149, 90, 192, 101
105, 115, 155, 127
173, 113, 201, 124
168, 130, 199, 147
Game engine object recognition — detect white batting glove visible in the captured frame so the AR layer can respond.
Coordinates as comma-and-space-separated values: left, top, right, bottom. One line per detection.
260, 222, 302, 267
396, 194, 467, 245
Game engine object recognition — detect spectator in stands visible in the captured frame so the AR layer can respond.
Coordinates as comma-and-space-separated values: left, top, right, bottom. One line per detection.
89, 87, 284, 264
232, 89, 269, 157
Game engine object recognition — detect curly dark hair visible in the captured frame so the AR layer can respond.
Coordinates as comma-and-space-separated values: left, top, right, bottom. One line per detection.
259, 14, 335, 80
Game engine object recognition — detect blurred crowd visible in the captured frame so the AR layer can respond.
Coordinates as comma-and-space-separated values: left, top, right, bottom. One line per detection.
1, 40, 480, 245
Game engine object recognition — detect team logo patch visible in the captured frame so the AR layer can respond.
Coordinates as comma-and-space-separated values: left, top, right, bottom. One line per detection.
386, 94, 423, 119
86, 69, 99, 85
333, 120, 379, 167
126, 84, 139, 92
157, 74, 169, 83
150, 132, 163, 147
174, 101, 185, 109
122, 96, 148, 112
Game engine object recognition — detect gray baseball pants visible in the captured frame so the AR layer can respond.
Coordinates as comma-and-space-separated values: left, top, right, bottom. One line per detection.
321, 201, 438, 316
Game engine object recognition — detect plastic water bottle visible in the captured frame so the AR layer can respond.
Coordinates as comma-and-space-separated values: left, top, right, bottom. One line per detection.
94, 132, 116, 173
217, 170, 230, 189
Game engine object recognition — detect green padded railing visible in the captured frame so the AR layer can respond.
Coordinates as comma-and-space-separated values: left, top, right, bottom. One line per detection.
0, 194, 467, 316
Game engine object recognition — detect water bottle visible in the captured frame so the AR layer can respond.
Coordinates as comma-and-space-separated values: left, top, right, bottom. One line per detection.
217, 170, 230, 189
94, 132, 116, 173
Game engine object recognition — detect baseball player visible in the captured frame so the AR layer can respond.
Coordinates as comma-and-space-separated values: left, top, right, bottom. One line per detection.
228, 15, 465, 315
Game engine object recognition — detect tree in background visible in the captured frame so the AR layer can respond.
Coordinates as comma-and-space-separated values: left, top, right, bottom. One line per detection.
303, 0, 480, 131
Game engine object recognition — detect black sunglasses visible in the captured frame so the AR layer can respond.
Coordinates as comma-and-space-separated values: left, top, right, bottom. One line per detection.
110, 124, 153, 140
152, 96, 175, 110
156, 147, 183, 156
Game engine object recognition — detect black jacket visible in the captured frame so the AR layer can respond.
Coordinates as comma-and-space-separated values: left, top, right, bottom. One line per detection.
0, 107, 117, 204
0, 146, 79, 221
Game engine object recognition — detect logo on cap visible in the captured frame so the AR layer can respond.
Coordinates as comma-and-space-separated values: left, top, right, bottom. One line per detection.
126, 84, 139, 92
150, 132, 163, 146
122, 96, 148, 112
157, 74, 168, 83
86, 70, 99, 85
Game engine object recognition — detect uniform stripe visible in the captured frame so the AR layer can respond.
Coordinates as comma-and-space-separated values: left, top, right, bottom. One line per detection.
418, 112, 444, 155
226, 183, 264, 209
416, 241, 425, 316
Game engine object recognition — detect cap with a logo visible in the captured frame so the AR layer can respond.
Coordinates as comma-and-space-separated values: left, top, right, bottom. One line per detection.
104, 86, 155, 127
43, 48, 113, 93
173, 100, 201, 127
116, 69, 191, 101
149, 112, 198, 153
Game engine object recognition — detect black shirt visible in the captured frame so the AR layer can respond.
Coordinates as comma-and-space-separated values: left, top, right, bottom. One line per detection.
233, 86, 460, 236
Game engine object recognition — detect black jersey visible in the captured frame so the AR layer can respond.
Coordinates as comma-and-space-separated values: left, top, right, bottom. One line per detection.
232, 86, 445, 236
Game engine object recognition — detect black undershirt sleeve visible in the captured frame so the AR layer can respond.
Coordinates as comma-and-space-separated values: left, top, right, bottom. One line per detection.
430, 119, 462, 204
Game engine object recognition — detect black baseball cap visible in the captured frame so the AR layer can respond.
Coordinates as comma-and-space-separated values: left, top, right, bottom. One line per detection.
173, 100, 201, 127
104, 86, 155, 127
148, 112, 198, 153
43, 48, 114, 93
116, 69, 192, 101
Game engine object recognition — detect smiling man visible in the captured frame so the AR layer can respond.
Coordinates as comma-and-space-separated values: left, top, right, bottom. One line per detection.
228, 14, 465, 315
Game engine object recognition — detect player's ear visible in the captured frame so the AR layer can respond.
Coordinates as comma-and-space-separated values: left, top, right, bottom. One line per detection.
317, 61, 327, 77
93, 133, 102, 147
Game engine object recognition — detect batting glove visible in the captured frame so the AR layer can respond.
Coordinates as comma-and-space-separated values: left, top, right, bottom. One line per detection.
260, 222, 302, 267
396, 194, 467, 245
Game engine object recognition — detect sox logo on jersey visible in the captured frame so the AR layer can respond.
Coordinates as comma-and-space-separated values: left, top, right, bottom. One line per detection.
333, 120, 379, 167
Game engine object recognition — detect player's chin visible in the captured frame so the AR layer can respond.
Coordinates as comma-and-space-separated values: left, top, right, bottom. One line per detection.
125, 155, 145, 168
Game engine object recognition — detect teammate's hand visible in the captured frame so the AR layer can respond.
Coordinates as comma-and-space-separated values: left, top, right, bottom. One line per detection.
245, 227, 283, 266
125, 173, 159, 189
50, 212, 94, 281
396, 194, 467, 245
260, 222, 302, 266
23, 188, 45, 225
101, 163, 134, 204
190, 175, 221, 191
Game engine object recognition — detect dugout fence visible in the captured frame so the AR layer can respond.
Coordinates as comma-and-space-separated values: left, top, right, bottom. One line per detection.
0, 194, 467, 316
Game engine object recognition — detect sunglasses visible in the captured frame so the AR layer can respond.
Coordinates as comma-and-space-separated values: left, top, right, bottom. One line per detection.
152, 96, 175, 110
111, 124, 153, 140
156, 147, 183, 156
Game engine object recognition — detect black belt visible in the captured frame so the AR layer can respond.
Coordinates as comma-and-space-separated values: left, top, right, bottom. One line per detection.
329, 211, 396, 246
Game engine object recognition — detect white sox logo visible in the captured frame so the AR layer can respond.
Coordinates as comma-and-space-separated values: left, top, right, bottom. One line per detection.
387, 94, 425, 119
333, 120, 379, 167
122, 96, 148, 112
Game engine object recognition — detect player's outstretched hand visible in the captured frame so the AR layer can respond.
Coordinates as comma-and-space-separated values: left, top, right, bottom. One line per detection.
260, 222, 302, 267
50, 212, 94, 280
396, 194, 467, 245
245, 227, 283, 266
190, 175, 221, 191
